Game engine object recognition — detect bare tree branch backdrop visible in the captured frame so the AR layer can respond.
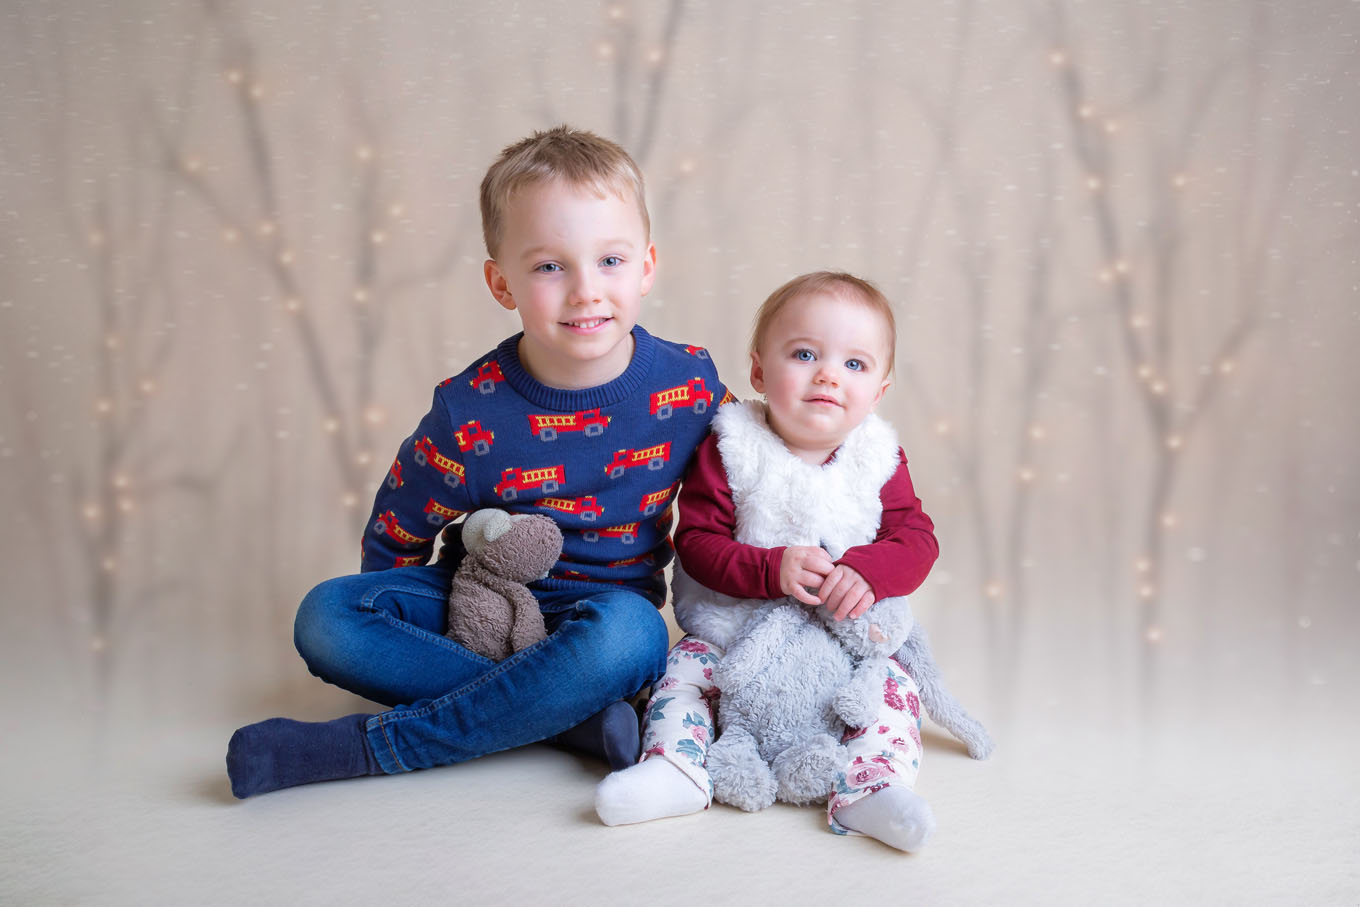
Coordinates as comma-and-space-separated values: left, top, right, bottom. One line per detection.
2, 1, 1356, 727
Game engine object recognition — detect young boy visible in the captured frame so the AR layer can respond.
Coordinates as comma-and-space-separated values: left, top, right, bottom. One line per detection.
226, 126, 729, 798
595, 272, 940, 851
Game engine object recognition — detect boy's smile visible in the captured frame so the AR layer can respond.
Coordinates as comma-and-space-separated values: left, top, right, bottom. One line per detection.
750, 291, 892, 465
484, 178, 656, 390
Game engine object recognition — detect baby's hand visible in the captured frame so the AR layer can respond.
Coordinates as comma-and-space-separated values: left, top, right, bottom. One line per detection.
779, 546, 834, 606
818, 564, 876, 622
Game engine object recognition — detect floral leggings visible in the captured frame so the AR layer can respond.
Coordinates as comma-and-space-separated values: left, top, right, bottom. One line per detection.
639, 635, 924, 835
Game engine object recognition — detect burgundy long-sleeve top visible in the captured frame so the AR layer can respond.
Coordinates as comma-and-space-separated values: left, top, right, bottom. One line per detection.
673, 433, 939, 601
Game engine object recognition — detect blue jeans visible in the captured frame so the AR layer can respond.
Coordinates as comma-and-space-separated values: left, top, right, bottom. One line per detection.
293, 564, 670, 775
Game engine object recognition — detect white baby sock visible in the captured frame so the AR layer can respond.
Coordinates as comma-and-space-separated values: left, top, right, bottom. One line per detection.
834, 786, 936, 852
595, 757, 708, 826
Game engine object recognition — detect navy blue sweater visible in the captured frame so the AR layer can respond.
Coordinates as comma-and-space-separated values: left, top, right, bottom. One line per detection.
361, 326, 730, 604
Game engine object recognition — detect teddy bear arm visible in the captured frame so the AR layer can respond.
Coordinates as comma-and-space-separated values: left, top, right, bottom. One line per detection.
507, 585, 547, 652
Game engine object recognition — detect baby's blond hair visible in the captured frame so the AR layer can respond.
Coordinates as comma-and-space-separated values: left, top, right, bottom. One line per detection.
750, 271, 897, 374
479, 125, 649, 259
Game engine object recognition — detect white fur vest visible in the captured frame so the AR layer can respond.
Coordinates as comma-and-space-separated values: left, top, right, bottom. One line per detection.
672, 400, 902, 650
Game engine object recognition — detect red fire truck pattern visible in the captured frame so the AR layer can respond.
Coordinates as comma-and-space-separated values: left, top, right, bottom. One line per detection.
386, 456, 404, 490
454, 420, 494, 455
424, 498, 466, 527
536, 495, 604, 522
494, 464, 566, 501
470, 359, 505, 394
373, 510, 433, 547
638, 483, 678, 517
527, 408, 610, 441
394, 554, 426, 567
413, 436, 466, 489
605, 442, 671, 478
650, 377, 713, 419
683, 344, 710, 359
582, 522, 640, 545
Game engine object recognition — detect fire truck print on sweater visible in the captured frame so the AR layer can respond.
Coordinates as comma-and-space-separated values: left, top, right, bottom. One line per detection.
362, 326, 733, 605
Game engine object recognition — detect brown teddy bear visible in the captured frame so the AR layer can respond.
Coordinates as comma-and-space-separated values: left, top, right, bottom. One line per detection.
445, 509, 563, 660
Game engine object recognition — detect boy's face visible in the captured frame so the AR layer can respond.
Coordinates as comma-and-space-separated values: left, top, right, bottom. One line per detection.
484, 178, 656, 389
750, 291, 892, 464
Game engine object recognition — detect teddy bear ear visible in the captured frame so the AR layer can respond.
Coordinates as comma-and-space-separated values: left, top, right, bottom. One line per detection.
463, 509, 512, 551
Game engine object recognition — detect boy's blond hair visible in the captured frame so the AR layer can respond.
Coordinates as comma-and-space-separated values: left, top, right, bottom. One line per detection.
479, 125, 650, 259
750, 271, 898, 374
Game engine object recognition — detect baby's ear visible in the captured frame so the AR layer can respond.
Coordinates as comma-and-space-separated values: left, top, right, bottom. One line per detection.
749, 351, 766, 394
484, 260, 515, 311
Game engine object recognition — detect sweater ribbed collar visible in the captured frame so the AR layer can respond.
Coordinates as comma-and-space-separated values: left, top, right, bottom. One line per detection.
496, 325, 657, 411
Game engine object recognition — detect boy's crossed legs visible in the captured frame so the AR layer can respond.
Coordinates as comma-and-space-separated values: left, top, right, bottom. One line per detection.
596, 635, 934, 851
228, 564, 668, 797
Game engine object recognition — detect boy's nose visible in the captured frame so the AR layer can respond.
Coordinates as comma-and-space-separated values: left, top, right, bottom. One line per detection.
568, 272, 601, 304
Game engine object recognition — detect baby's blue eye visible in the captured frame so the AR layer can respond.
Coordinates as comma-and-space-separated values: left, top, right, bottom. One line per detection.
601, 255, 622, 268
794, 349, 815, 362
846, 359, 864, 372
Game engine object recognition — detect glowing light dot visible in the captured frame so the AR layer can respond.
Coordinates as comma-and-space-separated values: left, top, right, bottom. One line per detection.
1099, 269, 1114, 283
94, 398, 113, 415
1131, 314, 1149, 329
1104, 120, 1119, 134
83, 504, 101, 521
88, 230, 105, 247
1173, 173, 1188, 188
183, 156, 202, 173
226, 69, 243, 85
1219, 359, 1235, 375
222, 227, 240, 244
1017, 467, 1036, 483
1137, 364, 1154, 380
249, 83, 265, 100
1138, 584, 1156, 600
1166, 435, 1183, 450
322, 417, 340, 433
984, 581, 1004, 599
283, 297, 302, 313
1078, 104, 1094, 119
140, 378, 156, 395
1161, 512, 1178, 529
370, 230, 387, 245
105, 334, 121, 350
342, 491, 360, 509
597, 41, 615, 60
934, 420, 950, 435
607, 4, 626, 19
1048, 50, 1067, 66
356, 145, 374, 162
1298, 616, 1312, 629
1029, 425, 1046, 440
356, 451, 373, 467
1144, 625, 1163, 642
91, 635, 107, 652
679, 158, 697, 175
1114, 260, 1129, 274
387, 203, 405, 218
1135, 557, 1152, 573
101, 557, 117, 573
112, 474, 130, 489
278, 249, 295, 265
353, 288, 370, 304
363, 406, 386, 426
1086, 176, 1102, 190
647, 48, 664, 65
118, 497, 134, 513
258, 220, 276, 236
1150, 380, 1168, 395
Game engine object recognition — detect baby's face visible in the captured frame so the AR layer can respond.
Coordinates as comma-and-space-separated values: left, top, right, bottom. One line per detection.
750, 291, 892, 465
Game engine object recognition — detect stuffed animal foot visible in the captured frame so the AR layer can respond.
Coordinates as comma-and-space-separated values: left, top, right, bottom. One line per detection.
709, 726, 776, 812
772, 733, 846, 806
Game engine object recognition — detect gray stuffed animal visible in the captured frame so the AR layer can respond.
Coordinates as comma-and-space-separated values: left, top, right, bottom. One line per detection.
707, 593, 991, 812
445, 509, 562, 661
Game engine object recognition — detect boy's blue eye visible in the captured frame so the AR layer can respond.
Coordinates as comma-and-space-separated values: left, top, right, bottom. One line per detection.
601, 255, 622, 268
536, 263, 562, 273
794, 349, 815, 362
846, 359, 864, 372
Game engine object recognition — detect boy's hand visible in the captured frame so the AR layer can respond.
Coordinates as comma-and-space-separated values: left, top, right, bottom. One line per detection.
817, 564, 876, 622
779, 546, 834, 606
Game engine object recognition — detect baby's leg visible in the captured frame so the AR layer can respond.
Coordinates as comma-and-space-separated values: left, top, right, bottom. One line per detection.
595, 636, 721, 825
828, 658, 935, 852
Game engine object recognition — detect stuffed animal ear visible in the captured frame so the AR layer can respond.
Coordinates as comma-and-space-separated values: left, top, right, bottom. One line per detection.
462, 509, 511, 553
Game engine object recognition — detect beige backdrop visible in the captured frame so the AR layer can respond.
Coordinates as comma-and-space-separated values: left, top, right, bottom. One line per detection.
2, 0, 1356, 800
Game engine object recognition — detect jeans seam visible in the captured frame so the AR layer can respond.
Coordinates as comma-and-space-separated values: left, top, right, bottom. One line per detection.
359, 581, 496, 666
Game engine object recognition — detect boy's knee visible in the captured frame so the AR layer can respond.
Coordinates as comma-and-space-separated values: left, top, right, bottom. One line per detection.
582, 592, 670, 686
293, 575, 360, 669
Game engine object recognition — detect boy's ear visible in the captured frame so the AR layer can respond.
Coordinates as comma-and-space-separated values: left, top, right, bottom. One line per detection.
639, 243, 658, 296
484, 260, 515, 311
749, 350, 765, 394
